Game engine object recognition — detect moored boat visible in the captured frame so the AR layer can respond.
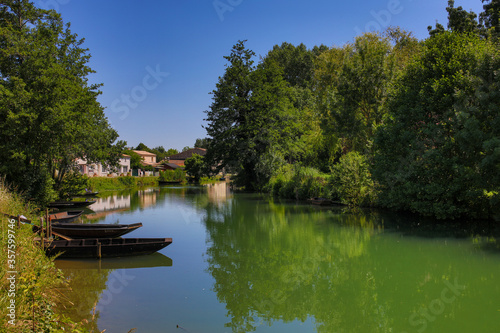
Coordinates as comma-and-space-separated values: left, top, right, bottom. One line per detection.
9, 210, 84, 224
43, 237, 173, 258
48, 200, 96, 209
49, 222, 143, 239
49, 210, 84, 223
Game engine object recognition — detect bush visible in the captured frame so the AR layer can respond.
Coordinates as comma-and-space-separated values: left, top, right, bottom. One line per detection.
184, 154, 206, 182
330, 152, 377, 206
267, 165, 329, 200
57, 172, 89, 199
159, 169, 186, 182
118, 176, 136, 187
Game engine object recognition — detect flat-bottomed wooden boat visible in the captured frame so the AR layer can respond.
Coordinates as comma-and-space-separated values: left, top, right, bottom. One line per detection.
43, 237, 172, 258
49, 222, 143, 238
48, 200, 96, 209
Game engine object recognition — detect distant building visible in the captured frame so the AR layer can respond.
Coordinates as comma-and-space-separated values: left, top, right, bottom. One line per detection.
77, 155, 131, 177
133, 150, 157, 167
168, 148, 207, 167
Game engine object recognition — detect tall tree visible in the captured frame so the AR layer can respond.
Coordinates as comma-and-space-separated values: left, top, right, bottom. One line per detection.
135, 143, 150, 151
314, 31, 417, 156
204, 41, 300, 189
480, 0, 500, 39
194, 137, 210, 149
373, 32, 499, 219
428, 0, 486, 37
0, 0, 123, 203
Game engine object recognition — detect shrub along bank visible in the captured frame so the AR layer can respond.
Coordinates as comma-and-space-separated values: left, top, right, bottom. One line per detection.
0, 181, 85, 332
88, 176, 158, 191
265, 152, 377, 207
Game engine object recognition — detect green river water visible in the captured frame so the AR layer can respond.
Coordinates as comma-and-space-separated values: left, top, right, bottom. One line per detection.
56, 183, 500, 333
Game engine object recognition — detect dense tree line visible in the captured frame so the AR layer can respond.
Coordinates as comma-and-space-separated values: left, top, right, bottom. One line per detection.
204, 0, 500, 220
0, 0, 125, 204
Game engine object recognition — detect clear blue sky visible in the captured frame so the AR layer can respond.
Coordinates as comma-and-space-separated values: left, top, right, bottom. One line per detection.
34, 0, 484, 151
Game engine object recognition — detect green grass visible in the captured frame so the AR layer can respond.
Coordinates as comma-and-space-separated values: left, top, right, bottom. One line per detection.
88, 176, 158, 191
0, 180, 88, 332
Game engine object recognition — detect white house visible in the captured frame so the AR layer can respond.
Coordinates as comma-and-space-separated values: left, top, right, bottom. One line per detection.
77, 154, 131, 177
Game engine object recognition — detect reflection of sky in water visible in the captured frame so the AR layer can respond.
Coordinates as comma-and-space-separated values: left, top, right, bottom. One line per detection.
58, 184, 500, 333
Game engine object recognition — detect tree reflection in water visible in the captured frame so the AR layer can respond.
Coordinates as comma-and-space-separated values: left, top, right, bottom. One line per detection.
202, 194, 391, 332
55, 266, 110, 332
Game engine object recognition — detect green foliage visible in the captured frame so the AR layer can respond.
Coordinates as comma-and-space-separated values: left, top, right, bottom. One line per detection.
0, 180, 86, 331
124, 149, 144, 170
184, 154, 206, 182
194, 138, 210, 149
428, 0, 484, 36
373, 32, 499, 219
165, 148, 179, 157
57, 172, 90, 199
0, 1, 123, 205
267, 165, 329, 200
88, 176, 157, 191
314, 31, 419, 155
330, 152, 377, 206
159, 169, 186, 182
480, 0, 500, 39
205, 40, 305, 190
118, 176, 136, 187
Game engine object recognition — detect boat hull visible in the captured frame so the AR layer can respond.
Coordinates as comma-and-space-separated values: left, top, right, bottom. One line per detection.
49, 211, 84, 223
43, 237, 172, 258
48, 201, 96, 208
50, 222, 143, 238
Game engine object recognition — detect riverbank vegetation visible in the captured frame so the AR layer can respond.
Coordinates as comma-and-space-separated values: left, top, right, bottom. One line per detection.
204, 1, 500, 220
88, 176, 158, 191
159, 169, 186, 183
0, 181, 85, 332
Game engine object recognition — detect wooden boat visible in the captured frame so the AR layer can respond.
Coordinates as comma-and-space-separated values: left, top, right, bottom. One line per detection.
9, 211, 84, 224
48, 200, 96, 208
43, 237, 173, 258
49, 222, 143, 239
49, 210, 84, 223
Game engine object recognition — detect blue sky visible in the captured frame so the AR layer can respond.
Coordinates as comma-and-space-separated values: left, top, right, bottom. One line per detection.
34, 0, 484, 151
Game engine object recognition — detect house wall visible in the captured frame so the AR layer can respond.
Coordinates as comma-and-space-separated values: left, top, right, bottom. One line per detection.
77, 156, 131, 177
169, 159, 185, 167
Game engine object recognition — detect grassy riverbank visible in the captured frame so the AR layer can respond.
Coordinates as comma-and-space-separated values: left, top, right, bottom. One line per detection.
0, 181, 86, 332
88, 176, 158, 191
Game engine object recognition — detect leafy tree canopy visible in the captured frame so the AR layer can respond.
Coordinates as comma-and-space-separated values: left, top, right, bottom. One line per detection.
0, 0, 123, 203
373, 32, 499, 219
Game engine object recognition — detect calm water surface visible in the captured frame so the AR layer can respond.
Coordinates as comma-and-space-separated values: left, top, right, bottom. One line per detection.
56, 183, 500, 333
